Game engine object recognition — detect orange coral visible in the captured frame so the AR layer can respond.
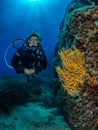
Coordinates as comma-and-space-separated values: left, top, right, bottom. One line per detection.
96, 120, 98, 125
88, 77, 95, 87
56, 47, 89, 96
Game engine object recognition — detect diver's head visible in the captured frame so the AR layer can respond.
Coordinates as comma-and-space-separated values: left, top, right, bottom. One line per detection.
26, 31, 42, 47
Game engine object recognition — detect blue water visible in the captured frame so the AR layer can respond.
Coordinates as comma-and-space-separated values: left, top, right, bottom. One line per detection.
0, 1, 72, 129
0, 0, 71, 75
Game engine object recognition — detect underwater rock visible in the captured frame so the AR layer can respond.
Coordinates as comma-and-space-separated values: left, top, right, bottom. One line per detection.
52, 0, 98, 130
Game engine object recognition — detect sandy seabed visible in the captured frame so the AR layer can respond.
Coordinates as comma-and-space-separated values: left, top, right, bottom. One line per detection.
0, 102, 71, 130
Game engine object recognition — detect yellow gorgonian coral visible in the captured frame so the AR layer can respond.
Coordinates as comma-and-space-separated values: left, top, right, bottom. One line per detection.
56, 46, 89, 96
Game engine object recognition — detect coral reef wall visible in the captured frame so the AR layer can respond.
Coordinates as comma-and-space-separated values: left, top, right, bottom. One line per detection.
52, 0, 98, 130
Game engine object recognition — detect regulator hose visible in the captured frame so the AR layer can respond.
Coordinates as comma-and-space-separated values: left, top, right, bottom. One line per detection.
4, 39, 26, 69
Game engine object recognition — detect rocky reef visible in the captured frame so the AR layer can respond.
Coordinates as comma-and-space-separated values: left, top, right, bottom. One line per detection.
52, 0, 98, 130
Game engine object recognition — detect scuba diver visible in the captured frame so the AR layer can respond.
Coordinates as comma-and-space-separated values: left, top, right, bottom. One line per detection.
11, 32, 47, 81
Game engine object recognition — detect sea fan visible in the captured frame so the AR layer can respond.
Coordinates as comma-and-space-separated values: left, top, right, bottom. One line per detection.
56, 46, 89, 96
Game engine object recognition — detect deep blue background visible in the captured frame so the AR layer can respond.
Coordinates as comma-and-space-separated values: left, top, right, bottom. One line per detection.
0, 0, 71, 75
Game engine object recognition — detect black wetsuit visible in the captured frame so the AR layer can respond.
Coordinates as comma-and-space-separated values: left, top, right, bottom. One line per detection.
11, 43, 47, 75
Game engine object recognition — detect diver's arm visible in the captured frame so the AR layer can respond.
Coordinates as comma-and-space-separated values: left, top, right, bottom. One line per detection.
11, 49, 24, 74
35, 49, 47, 74
39, 50, 47, 69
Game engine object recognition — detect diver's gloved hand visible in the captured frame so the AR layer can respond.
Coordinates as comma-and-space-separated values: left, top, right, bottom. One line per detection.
24, 68, 35, 75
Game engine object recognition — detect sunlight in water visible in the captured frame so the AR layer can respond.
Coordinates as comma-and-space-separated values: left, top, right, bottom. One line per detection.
28, 0, 39, 2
